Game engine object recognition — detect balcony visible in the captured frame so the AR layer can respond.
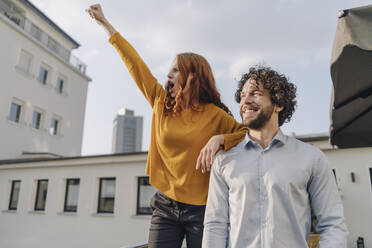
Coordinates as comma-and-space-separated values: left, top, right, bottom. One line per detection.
0, 0, 87, 75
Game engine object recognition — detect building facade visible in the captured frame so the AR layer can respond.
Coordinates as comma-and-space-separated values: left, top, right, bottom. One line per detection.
0, 152, 155, 248
0, 0, 91, 159
112, 108, 143, 153
0, 135, 371, 248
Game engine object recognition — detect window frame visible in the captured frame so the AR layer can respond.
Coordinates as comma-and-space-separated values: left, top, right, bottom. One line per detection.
97, 177, 116, 214
38, 66, 48, 85
34, 179, 48, 211
49, 115, 61, 136
63, 178, 80, 212
56, 77, 64, 94
18, 49, 33, 73
136, 176, 155, 215
8, 180, 21, 211
9, 102, 22, 123
32, 109, 42, 129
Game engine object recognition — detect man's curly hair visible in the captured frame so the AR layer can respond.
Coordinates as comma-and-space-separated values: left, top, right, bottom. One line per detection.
235, 66, 297, 127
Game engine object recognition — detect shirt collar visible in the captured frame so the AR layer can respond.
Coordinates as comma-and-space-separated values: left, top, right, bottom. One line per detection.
244, 129, 287, 149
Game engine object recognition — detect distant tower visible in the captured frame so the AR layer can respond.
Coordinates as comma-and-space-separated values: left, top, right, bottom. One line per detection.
112, 108, 143, 153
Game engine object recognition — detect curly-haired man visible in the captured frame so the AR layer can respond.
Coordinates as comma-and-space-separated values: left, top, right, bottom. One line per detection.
202, 66, 348, 248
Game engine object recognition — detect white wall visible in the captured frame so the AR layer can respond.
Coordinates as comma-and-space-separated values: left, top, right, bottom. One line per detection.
0, 153, 151, 248
305, 139, 372, 247
0, 13, 90, 159
323, 146, 372, 248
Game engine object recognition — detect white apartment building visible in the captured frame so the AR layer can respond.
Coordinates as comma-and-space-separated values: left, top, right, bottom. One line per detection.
0, 0, 91, 159
0, 135, 371, 248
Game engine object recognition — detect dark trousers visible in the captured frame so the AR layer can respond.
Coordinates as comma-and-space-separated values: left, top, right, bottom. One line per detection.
148, 191, 206, 248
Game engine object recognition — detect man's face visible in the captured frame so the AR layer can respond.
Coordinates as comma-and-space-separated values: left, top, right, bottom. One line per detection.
239, 79, 275, 130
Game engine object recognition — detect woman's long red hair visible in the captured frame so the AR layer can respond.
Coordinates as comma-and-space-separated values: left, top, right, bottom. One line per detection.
164, 53, 232, 116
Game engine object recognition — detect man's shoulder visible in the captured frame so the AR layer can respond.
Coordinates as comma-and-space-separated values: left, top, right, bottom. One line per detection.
215, 139, 245, 166
287, 135, 325, 158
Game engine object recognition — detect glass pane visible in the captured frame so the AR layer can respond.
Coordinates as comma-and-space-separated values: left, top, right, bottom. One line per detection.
56, 78, 64, 93
47, 37, 58, 53
35, 180, 48, 211
98, 178, 115, 213
9, 181, 21, 210
38, 67, 48, 84
30, 24, 42, 41
32, 111, 41, 129
137, 177, 156, 215
50, 119, 58, 135
65, 179, 80, 212
9, 103, 21, 122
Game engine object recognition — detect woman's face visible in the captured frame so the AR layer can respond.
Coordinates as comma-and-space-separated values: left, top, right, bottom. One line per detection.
167, 58, 181, 98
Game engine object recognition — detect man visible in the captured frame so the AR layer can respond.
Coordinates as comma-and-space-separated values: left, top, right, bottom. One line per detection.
202, 66, 348, 247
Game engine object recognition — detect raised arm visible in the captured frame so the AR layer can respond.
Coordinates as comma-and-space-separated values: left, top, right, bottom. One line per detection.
87, 4, 165, 107
308, 152, 348, 247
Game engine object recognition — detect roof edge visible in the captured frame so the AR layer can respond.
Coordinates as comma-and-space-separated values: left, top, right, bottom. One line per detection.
0, 151, 148, 165
19, 0, 80, 48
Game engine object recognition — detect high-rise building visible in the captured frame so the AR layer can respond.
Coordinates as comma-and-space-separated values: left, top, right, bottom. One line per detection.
112, 108, 143, 153
0, 0, 91, 159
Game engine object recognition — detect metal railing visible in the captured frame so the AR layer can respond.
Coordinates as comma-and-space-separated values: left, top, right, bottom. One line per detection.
0, 0, 87, 75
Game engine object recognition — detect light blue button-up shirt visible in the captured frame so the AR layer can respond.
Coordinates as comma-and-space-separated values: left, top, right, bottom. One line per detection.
203, 130, 348, 248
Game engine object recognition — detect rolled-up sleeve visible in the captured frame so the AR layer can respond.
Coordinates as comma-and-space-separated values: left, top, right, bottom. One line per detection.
203, 156, 230, 248
308, 152, 349, 248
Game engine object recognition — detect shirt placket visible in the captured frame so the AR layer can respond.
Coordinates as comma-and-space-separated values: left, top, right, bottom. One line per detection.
258, 148, 269, 248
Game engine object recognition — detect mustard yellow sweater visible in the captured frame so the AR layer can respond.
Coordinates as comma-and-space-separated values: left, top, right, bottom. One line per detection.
109, 32, 246, 205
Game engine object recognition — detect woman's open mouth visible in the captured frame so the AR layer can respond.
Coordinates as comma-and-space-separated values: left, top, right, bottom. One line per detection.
167, 81, 175, 94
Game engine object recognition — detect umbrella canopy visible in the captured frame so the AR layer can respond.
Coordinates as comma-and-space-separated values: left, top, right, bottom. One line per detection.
330, 4, 372, 148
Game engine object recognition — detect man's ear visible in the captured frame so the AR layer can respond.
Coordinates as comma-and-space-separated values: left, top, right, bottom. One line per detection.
275, 105, 284, 113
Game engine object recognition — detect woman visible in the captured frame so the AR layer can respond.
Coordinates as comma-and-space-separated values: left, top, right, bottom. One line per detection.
87, 4, 246, 248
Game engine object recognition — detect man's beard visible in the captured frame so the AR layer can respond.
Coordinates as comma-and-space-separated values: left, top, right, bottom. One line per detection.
242, 104, 275, 130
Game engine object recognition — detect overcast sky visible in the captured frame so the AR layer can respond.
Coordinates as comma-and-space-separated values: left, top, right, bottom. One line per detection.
30, 0, 370, 155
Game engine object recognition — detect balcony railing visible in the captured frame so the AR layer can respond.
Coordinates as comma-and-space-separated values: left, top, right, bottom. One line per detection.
0, 0, 87, 75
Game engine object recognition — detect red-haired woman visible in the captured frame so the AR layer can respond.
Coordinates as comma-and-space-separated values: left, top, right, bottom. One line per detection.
87, 4, 246, 248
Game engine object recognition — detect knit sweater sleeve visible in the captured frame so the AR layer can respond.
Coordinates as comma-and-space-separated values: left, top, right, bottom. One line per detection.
109, 32, 166, 107
220, 113, 247, 151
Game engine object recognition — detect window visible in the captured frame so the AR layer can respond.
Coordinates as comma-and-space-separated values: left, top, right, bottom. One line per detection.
97, 178, 116, 213
137, 177, 156, 215
34, 180, 48, 211
8, 180, 21, 210
18, 50, 32, 73
30, 24, 42, 41
47, 36, 58, 53
56, 77, 64, 94
50, 118, 59, 135
32, 110, 42, 129
64, 179, 80, 212
9, 102, 22, 123
38, 66, 49, 85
